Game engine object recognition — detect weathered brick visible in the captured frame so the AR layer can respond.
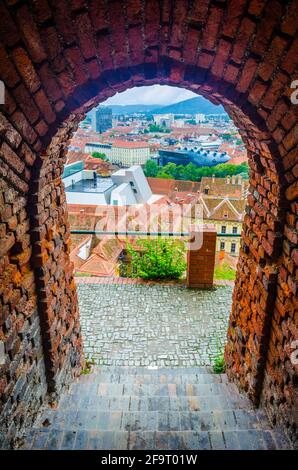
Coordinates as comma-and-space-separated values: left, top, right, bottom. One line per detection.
0, 142, 25, 175
12, 48, 41, 94
15, 5, 47, 63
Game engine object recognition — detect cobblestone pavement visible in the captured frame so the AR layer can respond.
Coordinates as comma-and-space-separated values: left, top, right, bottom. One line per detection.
22, 367, 293, 450
77, 282, 232, 367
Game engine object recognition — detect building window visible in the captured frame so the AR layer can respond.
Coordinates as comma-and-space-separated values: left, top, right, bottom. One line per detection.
231, 243, 236, 253
221, 226, 226, 234
204, 187, 209, 195
232, 226, 238, 234
220, 242, 225, 250
223, 213, 228, 218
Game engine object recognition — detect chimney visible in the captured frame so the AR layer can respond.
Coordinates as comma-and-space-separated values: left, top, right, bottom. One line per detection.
238, 175, 242, 185
232, 175, 236, 185
212, 174, 215, 183
226, 176, 230, 184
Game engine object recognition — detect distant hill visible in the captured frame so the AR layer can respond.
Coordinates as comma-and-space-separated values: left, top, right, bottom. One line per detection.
95, 96, 227, 116
105, 104, 163, 115
152, 96, 226, 115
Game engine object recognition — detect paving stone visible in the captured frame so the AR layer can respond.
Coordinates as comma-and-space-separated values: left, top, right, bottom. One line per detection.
77, 284, 232, 367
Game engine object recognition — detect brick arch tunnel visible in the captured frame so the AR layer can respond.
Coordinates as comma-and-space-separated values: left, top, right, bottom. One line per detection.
0, 0, 297, 447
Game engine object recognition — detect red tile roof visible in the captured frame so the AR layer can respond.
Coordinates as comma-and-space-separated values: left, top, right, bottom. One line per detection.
147, 177, 201, 195
110, 140, 150, 149
77, 254, 116, 277
93, 236, 123, 262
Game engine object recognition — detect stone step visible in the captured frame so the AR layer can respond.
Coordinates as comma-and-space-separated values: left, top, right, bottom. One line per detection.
23, 428, 292, 451
81, 366, 215, 376
77, 371, 228, 385
67, 382, 241, 398
33, 409, 271, 433
21, 367, 294, 450
56, 393, 254, 412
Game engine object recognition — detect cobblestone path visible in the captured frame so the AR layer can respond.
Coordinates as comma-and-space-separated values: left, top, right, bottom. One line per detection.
77, 282, 232, 367
23, 367, 293, 450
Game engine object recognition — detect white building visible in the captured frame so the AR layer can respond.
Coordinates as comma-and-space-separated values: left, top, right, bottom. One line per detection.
153, 114, 174, 128
110, 141, 150, 166
84, 141, 150, 167
84, 142, 112, 156
63, 163, 159, 206
195, 113, 206, 123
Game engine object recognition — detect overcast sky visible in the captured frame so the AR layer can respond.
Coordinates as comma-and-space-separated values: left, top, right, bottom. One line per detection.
104, 85, 197, 105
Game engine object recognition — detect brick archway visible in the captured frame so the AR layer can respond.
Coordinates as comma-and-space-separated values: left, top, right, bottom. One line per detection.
0, 0, 297, 446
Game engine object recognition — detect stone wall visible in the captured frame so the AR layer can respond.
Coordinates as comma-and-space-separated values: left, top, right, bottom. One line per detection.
28, 121, 83, 399
0, 178, 48, 448
0, 0, 297, 447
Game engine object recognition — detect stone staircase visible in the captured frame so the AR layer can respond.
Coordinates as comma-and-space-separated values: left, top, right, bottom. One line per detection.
22, 367, 293, 450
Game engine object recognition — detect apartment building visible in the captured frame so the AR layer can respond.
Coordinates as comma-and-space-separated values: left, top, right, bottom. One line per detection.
199, 175, 248, 256
85, 140, 151, 167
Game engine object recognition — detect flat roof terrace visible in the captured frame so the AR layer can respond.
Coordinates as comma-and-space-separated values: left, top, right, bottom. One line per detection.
65, 177, 115, 194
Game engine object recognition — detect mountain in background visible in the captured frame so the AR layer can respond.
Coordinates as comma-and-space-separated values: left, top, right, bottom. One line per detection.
104, 104, 163, 115
151, 96, 226, 115
104, 96, 227, 116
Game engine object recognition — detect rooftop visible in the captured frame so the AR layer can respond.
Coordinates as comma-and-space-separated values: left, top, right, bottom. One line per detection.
200, 176, 248, 198
111, 140, 150, 148
65, 176, 115, 193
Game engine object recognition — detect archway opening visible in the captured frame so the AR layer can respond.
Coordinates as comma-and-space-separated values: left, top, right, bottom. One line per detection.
64, 84, 249, 371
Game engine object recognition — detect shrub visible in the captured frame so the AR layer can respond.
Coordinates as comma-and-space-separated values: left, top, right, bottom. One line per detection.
214, 262, 236, 281
125, 238, 186, 280
213, 353, 226, 374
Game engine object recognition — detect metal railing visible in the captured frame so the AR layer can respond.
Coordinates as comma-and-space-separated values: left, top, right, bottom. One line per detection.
70, 229, 241, 237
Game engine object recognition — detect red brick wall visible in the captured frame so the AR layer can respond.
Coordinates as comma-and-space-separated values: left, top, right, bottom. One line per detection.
28, 121, 83, 397
0, 0, 297, 447
187, 225, 216, 288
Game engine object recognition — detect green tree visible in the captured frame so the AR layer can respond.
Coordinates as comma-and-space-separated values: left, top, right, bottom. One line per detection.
92, 152, 108, 161
148, 162, 249, 182
156, 170, 174, 179
222, 133, 232, 141
144, 160, 159, 177
147, 123, 171, 133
